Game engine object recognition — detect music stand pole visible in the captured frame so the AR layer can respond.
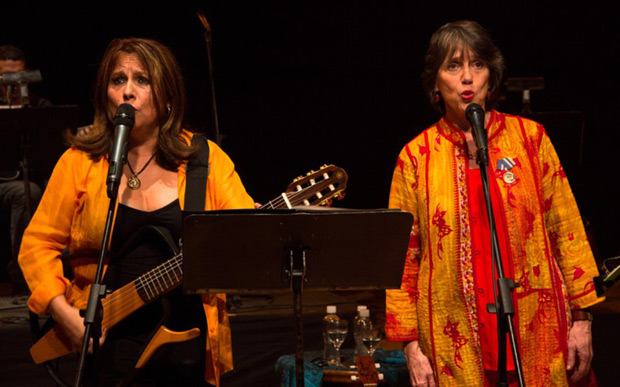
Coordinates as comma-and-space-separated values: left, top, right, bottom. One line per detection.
289, 247, 309, 386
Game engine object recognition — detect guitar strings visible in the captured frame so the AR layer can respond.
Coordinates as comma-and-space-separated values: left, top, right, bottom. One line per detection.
102, 257, 182, 311
123, 255, 182, 298
263, 179, 337, 208
101, 263, 183, 327
101, 254, 184, 320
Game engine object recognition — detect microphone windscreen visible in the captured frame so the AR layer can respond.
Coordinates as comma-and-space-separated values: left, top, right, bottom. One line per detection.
465, 103, 484, 122
113, 103, 135, 127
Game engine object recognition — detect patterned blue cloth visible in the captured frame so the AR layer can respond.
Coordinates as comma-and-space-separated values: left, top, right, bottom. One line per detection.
276, 349, 409, 386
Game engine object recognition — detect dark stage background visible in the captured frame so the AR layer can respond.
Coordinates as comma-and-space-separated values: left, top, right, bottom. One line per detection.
4, 2, 619, 259
2, 2, 620, 384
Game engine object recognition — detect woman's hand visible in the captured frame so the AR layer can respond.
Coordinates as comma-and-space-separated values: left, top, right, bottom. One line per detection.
48, 295, 107, 353
404, 340, 436, 386
566, 320, 593, 383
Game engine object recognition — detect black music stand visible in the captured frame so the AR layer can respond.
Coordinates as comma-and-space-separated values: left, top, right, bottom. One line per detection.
0, 106, 79, 179
1, 106, 78, 218
182, 208, 413, 387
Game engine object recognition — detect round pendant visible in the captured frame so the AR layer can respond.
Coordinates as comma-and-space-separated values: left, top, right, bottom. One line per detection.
127, 176, 141, 190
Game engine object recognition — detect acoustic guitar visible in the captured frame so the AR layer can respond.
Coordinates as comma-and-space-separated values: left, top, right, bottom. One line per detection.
30, 165, 348, 365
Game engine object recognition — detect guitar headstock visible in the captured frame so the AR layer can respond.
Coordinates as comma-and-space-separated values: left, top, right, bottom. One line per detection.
355, 355, 380, 385
285, 165, 348, 207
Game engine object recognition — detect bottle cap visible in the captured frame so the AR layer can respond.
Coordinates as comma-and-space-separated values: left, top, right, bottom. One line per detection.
326, 305, 337, 314
360, 309, 370, 317
357, 305, 367, 312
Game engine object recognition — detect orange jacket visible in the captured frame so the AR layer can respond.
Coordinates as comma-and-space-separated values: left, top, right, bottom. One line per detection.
386, 112, 604, 386
19, 133, 253, 385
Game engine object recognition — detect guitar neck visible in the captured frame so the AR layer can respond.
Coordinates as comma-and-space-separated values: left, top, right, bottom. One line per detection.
101, 253, 184, 329
259, 193, 296, 210
133, 254, 184, 303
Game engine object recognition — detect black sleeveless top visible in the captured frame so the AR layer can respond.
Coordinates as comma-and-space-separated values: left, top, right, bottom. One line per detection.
99, 200, 207, 385
107, 199, 182, 287
105, 199, 206, 333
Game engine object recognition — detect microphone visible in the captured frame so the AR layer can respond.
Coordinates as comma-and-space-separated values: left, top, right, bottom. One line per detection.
106, 104, 135, 198
1, 70, 43, 106
0, 70, 42, 85
465, 103, 489, 167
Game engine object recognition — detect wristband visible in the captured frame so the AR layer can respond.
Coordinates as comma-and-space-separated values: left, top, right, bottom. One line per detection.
571, 309, 593, 321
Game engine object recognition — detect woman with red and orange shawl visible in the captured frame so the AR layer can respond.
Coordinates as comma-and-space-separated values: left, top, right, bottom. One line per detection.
386, 21, 604, 387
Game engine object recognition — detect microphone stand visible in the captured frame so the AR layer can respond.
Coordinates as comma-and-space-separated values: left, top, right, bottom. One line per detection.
73, 153, 127, 387
197, 11, 224, 147
470, 115, 526, 387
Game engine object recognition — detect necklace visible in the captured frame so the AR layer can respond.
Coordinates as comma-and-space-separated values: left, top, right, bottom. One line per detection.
126, 153, 156, 190
466, 148, 477, 160
463, 144, 477, 160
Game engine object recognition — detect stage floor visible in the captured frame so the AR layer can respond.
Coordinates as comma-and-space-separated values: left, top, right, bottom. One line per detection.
1, 288, 619, 386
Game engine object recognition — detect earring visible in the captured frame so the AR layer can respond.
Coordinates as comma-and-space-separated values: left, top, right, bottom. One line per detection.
435, 91, 441, 103
487, 92, 491, 99
166, 105, 171, 115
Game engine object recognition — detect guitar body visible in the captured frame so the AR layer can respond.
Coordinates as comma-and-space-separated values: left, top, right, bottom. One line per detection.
33, 225, 207, 386
99, 291, 206, 386
30, 165, 349, 369
30, 277, 146, 364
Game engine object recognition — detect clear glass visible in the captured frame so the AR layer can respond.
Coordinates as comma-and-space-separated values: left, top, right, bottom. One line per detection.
360, 324, 383, 356
325, 319, 348, 366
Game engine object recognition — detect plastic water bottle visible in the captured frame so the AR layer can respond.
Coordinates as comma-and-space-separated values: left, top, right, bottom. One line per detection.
323, 305, 340, 364
353, 307, 371, 358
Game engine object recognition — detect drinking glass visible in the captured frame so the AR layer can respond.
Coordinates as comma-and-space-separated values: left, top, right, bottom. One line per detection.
326, 319, 348, 366
360, 324, 383, 357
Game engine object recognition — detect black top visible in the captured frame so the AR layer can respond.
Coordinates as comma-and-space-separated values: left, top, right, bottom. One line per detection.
98, 199, 207, 385
107, 199, 182, 288
104, 198, 206, 345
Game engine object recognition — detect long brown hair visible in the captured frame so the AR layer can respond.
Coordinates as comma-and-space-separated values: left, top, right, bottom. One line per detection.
67, 38, 194, 170
421, 20, 505, 114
